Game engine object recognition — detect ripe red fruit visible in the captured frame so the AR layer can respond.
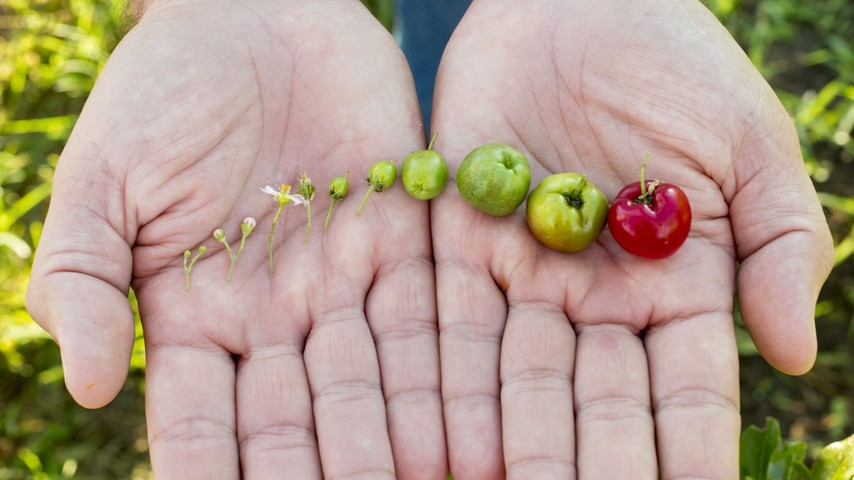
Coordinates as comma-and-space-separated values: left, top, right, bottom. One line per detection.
608, 155, 692, 259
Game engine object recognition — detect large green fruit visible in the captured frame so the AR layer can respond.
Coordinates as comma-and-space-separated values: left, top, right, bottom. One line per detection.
456, 143, 531, 216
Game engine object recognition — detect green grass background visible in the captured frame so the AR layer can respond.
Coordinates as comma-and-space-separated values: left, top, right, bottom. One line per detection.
0, 0, 851, 478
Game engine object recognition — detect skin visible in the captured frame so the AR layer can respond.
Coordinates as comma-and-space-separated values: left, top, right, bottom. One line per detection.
431, 0, 834, 478
25, 1, 445, 478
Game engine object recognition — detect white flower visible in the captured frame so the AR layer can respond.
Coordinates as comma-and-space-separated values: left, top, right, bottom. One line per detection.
261, 184, 308, 207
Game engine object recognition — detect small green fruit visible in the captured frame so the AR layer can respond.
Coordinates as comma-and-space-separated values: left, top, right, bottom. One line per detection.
357, 160, 397, 217
368, 160, 397, 192
456, 143, 531, 216
402, 132, 448, 200
324, 171, 349, 229
328, 174, 349, 201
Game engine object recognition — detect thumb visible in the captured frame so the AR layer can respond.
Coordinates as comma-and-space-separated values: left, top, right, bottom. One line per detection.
27, 126, 137, 409
730, 90, 834, 375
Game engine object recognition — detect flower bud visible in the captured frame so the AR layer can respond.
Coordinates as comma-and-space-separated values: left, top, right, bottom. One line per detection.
241, 217, 256, 234
298, 172, 316, 202
213, 229, 226, 242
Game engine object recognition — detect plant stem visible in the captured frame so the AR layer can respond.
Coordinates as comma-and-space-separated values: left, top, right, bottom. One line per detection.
640, 152, 650, 197
427, 131, 439, 150
236, 231, 249, 260
184, 247, 205, 292
183, 251, 191, 292
325, 199, 336, 229
356, 187, 374, 217
226, 232, 251, 282
224, 246, 235, 281
268, 203, 284, 275
304, 203, 311, 243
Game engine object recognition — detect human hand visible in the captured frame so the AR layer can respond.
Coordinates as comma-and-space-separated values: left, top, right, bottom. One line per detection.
26, 1, 445, 478
431, 0, 833, 477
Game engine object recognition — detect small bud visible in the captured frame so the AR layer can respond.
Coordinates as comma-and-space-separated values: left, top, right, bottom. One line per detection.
213, 229, 226, 242
198, 246, 207, 254
184, 250, 191, 259
241, 217, 256, 234
297, 173, 316, 243
298, 172, 316, 202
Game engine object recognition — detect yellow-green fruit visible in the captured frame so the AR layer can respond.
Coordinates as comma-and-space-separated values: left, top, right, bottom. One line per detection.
526, 172, 608, 252
368, 160, 397, 192
328, 175, 349, 200
456, 143, 531, 216
402, 149, 449, 200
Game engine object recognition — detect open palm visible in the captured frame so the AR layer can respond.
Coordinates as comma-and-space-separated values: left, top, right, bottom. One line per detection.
27, 1, 444, 478
431, 0, 833, 478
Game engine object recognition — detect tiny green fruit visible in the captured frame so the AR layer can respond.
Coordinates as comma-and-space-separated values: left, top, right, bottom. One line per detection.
325, 171, 350, 229
456, 143, 531, 216
357, 160, 397, 216
526, 172, 608, 252
402, 132, 448, 200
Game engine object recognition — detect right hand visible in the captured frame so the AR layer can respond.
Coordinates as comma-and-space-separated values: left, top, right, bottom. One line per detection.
430, 0, 833, 477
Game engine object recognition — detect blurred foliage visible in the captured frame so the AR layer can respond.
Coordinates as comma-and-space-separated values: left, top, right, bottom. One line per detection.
702, 0, 854, 464
0, 0, 148, 478
741, 418, 854, 480
360, 0, 395, 32
0, 0, 851, 478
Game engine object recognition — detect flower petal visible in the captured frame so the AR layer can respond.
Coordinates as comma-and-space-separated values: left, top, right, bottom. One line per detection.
260, 185, 279, 196
288, 194, 308, 206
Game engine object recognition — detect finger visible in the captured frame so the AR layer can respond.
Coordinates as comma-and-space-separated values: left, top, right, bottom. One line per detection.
26, 169, 135, 408
645, 312, 740, 478
437, 260, 507, 479
499, 302, 575, 478
573, 324, 655, 479
236, 342, 321, 479
729, 91, 834, 374
145, 342, 239, 478
366, 256, 446, 479
304, 311, 395, 479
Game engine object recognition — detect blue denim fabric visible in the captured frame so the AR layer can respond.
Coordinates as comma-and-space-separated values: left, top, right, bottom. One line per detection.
397, 0, 473, 133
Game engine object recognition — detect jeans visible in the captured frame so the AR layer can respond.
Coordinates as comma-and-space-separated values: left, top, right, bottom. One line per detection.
397, 0, 473, 133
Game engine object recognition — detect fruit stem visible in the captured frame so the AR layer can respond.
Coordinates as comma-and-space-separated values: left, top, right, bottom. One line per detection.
304, 203, 311, 243
639, 152, 650, 197
268, 204, 284, 275
635, 152, 660, 205
324, 199, 336, 229
356, 187, 374, 217
427, 131, 439, 151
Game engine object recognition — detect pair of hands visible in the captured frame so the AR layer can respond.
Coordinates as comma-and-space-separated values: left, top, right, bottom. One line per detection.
26, 0, 834, 478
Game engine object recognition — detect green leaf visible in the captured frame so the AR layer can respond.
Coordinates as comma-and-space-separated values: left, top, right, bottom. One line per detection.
0, 231, 32, 258
811, 433, 854, 480
0, 181, 52, 231
741, 418, 783, 480
768, 440, 811, 480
